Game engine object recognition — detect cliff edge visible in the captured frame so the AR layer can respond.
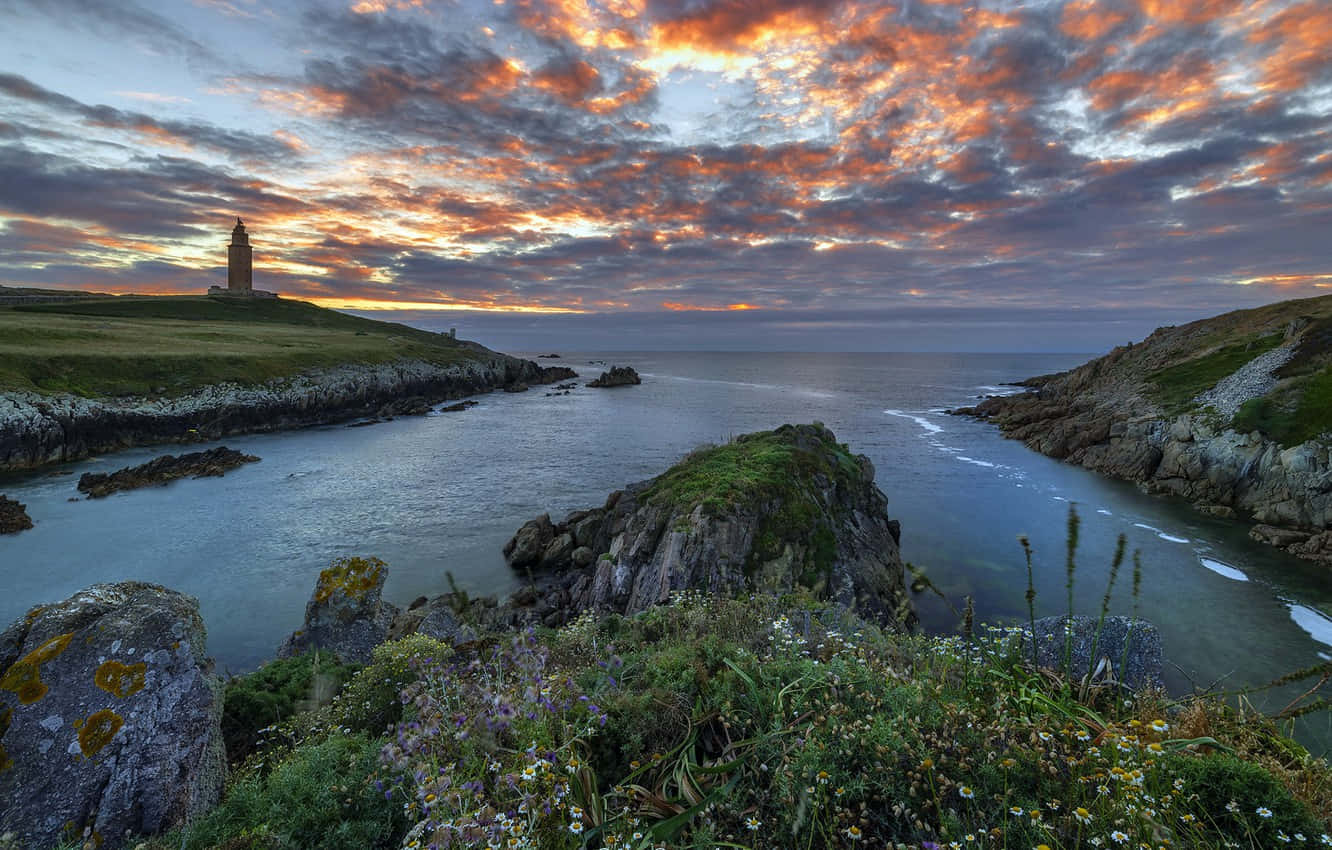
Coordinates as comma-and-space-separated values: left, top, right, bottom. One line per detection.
956, 294, 1332, 564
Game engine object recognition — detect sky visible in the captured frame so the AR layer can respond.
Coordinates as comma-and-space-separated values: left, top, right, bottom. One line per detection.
0, 0, 1329, 351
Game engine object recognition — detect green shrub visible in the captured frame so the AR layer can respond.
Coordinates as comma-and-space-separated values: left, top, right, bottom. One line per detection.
222, 650, 357, 764
174, 733, 405, 850
329, 634, 453, 735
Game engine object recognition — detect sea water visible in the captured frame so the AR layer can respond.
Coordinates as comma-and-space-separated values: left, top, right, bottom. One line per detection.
3, 352, 1330, 753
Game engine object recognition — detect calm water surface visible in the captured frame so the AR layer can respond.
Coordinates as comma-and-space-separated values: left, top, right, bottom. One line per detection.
3, 352, 1330, 752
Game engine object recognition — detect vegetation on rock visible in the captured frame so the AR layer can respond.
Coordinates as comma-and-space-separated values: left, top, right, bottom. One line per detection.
110, 587, 1331, 850
222, 650, 356, 765
0, 296, 483, 397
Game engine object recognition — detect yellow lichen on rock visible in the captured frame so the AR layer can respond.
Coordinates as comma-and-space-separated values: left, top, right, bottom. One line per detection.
78, 708, 123, 757
313, 556, 386, 603
94, 660, 146, 699
1, 633, 74, 705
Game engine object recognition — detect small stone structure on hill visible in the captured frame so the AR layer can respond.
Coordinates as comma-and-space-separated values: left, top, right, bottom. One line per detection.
208, 218, 278, 299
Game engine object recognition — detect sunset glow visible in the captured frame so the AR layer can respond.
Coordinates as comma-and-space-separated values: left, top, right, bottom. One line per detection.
1, 0, 1330, 347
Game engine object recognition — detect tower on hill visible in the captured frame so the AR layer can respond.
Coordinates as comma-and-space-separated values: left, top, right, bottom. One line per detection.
209, 217, 278, 298
227, 218, 252, 293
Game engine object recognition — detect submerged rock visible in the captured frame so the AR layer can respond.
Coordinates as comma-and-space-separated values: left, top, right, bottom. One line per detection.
0, 495, 32, 534
586, 365, 641, 388
501, 423, 915, 630
0, 582, 225, 849
278, 557, 401, 663
76, 446, 260, 498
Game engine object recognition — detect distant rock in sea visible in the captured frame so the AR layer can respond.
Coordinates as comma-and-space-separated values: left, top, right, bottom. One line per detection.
586, 365, 641, 388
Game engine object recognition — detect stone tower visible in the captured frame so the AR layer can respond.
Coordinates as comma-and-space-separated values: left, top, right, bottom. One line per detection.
227, 218, 253, 293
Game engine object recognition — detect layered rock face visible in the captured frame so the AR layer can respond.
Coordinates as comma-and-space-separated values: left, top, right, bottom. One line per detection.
0, 583, 225, 850
278, 557, 401, 663
501, 424, 915, 630
0, 357, 576, 473
957, 299, 1332, 565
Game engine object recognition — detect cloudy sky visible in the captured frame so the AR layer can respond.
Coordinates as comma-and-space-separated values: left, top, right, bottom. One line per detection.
0, 0, 1329, 350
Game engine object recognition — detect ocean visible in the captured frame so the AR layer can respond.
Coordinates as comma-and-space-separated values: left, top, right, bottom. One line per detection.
3, 351, 1330, 752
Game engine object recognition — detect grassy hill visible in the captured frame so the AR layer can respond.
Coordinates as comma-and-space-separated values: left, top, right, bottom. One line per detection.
0, 296, 483, 398
1037, 294, 1332, 447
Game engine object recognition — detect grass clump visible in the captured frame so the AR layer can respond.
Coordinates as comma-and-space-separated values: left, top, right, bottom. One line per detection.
1147, 332, 1283, 413
222, 650, 357, 765
1232, 365, 1332, 446
153, 733, 405, 850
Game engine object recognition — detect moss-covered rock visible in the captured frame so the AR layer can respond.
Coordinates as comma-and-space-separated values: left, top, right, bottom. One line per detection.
500, 424, 915, 630
277, 557, 400, 664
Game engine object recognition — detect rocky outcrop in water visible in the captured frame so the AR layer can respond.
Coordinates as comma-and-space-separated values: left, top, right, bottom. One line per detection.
586, 365, 641, 388
1022, 615, 1163, 691
0, 496, 31, 534
500, 424, 915, 630
76, 446, 260, 498
0, 358, 578, 473
278, 557, 401, 664
955, 296, 1332, 565
0, 583, 225, 850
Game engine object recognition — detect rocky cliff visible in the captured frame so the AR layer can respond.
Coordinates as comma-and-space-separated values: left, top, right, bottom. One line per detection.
0, 356, 575, 472
500, 423, 916, 630
955, 295, 1332, 564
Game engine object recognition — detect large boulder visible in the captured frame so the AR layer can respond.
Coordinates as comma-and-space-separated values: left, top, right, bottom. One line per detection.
278, 557, 401, 663
0, 583, 225, 849
1024, 615, 1163, 691
501, 424, 915, 630
0, 495, 31, 535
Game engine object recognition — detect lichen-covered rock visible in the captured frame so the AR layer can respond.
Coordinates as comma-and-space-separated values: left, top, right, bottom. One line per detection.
0, 582, 225, 850
77, 446, 260, 498
501, 424, 915, 631
278, 557, 401, 663
0, 495, 32, 535
586, 365, 641, 388
1024, 615, 1163, 691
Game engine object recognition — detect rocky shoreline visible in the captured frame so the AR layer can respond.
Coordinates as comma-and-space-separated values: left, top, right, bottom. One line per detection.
0, 355, 576, 473
954, 315, 1332, 565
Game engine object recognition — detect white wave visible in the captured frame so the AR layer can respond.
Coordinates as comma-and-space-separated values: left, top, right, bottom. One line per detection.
1096, 508, 1113, 516
1289, 604, 1332, 648
955, 456, 996, 468
1199, 558, 1248, 582
976, 385, 1024, 396
1052, 495, 1067, 501
884, 409, 943, 434
1133, 522, 1160, 533
1157, 533, 1190, 543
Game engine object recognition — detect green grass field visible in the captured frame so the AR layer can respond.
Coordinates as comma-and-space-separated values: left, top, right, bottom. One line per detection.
0, 296, 481, 398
